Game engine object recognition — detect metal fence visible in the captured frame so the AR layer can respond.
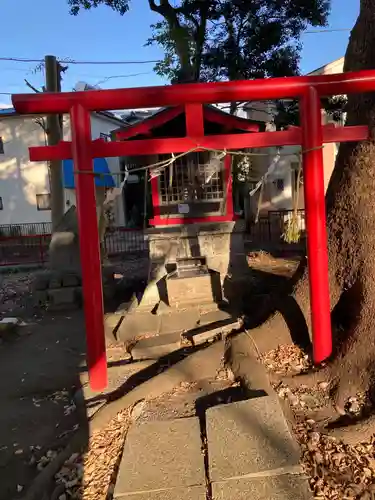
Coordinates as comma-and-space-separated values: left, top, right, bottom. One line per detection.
247, 209, 306, 243
0, 234, 51, 266
0, 210, 305, 267
104, 228, 149, 258
0, 222, 53, 237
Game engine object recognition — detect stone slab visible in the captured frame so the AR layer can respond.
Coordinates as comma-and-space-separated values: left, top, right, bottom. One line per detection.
131, 332, 182, 360
211, 475, 312, 500
115, 418, 205, 496
104, 313, 123, 330
104, 313, 123, 340
117, 313, 161, 343
183, 320, 240, 347
33, 290, 48, 306
62, 272, 81, 287
49, 275, 63, 289
167, 274, 214, 306
131, 322, 230, 359
116, 298, 138, 315
115, 486, 206, 500
47, 287, 79, 307
199, 302, 222, 314
157, 300, 218, 315
206, 397, 300, 481
137, 291, 162, 313
198, 309, 233, 326
33, 270, 53, 291
159, 310, 200, 334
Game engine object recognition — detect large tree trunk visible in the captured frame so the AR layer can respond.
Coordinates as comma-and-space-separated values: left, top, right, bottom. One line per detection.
229, 0, 375, 419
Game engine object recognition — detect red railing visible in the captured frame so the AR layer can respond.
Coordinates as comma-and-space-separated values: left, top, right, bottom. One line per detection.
0, 233, 51, 267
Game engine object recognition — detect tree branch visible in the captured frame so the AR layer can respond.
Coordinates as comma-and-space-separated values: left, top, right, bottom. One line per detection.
194, 2, 210, 80
148, 0, 171, 14
24, 79, 41, 93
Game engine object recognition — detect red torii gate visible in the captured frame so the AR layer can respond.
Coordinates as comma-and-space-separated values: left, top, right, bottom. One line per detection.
12, 71, 375, 391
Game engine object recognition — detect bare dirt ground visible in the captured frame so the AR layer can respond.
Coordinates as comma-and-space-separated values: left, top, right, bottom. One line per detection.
0, 253, 300, 500
0, 307, 85, 499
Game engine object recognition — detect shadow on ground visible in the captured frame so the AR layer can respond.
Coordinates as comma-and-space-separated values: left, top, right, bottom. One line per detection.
0, 234, 303, 499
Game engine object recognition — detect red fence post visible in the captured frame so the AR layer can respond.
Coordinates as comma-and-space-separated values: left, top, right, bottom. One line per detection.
300, 87, 332, 363
70, 104, 107, 391
39, 235, 44, 263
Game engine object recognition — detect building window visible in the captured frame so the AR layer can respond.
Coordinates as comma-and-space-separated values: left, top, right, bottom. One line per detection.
0, 197, 3, 210
36, 193, 51, 211
0, 137, 4, 154
100, 133, 111, 142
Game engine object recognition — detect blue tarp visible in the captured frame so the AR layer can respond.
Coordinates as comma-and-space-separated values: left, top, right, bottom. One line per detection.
63, 158, 116, 188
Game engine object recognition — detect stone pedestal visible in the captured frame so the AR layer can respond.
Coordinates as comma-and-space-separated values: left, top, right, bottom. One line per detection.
166, 273, 216, 309
146, 220, 248, 283
117, 221, 248, 338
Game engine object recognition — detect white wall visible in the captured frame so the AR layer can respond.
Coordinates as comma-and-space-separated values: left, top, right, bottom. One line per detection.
64, 113, 125, 226
0, 112, 125, 226
0, 115, 51, 224
250, 145, 300, 213
243, 57, 345, 216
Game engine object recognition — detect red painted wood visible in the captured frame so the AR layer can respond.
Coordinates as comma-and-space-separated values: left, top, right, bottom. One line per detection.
13, 70, 375, 114
117, 104, 259, 141
323, 124, 368, 143
300, 88, 331, 364
151, 176, 160, 217
116, 106, 184, 139
70, 104, 107, 391
149, 214, 237, 226
204, 107, 259, 132
185, 103, 204, 137
29, 125, 369, 162
14, 69, 375, 374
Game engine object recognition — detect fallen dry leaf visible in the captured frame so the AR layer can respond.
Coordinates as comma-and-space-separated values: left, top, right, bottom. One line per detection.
263, 344, 311, 375
266, 349, 375, 498
55, 408, 132, 500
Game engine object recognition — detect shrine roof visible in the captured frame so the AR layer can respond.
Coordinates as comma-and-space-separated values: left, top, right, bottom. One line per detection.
113, 104, 264, 141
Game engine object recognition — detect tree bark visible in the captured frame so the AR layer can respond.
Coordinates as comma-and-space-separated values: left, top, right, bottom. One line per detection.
229, 0, 375, 418
148, 0, 196, 82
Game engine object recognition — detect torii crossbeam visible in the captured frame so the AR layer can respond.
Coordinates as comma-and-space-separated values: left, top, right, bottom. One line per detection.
12, 71, 375, 390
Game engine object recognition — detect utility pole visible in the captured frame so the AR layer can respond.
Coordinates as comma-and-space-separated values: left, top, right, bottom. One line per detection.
45, 55, 64, 231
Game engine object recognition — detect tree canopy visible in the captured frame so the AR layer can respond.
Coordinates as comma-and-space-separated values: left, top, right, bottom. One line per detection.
68, 0, 330, 84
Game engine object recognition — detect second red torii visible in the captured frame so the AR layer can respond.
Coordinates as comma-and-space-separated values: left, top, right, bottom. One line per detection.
11, 70, 375, 391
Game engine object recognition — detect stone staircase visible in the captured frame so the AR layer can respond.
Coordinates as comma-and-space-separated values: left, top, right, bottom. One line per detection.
106, 300, 242, 360
114, 395, 312, 500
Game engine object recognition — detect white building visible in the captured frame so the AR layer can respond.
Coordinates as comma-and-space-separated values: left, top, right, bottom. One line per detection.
0, 108, 126, 226
242, 57, 345, 217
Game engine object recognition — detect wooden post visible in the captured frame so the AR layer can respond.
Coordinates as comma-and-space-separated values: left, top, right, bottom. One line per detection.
70, 104, 107, 391
300, 87, 332, 364
45, 55, 64, 231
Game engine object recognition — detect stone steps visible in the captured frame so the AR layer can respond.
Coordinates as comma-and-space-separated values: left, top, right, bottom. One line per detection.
114, 395, 312, 500
115, 418, 206, 500
107, 304, 241, 359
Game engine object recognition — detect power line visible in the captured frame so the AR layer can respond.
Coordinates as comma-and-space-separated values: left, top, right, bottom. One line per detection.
305, 28, 350, 33
0, 32, 352, 66
94, 72, 153, 85
0, 57, 159, 65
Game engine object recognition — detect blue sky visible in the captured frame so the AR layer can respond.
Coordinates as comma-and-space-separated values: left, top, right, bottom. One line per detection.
0, 0, 359, 108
